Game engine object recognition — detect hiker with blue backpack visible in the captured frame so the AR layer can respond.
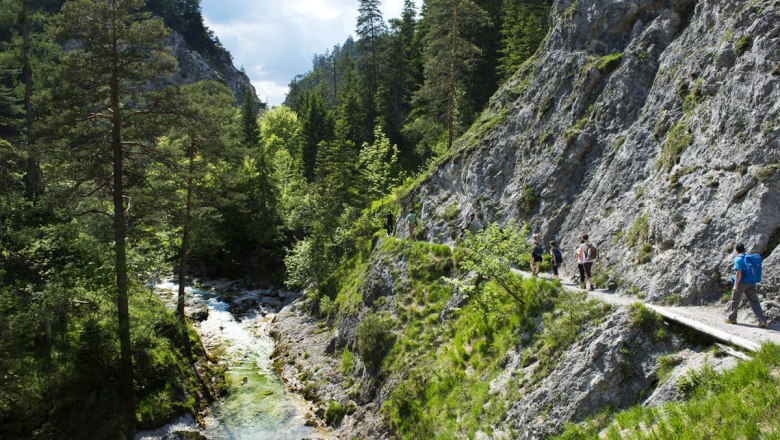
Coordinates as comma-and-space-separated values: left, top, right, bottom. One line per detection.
725, 243, 767, 328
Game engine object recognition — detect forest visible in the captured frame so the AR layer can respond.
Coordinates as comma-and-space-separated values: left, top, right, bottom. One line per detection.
0, 0, 551, 438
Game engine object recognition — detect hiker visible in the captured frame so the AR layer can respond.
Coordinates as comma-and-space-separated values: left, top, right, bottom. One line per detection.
406, 211, 418, 240
530, 234, 543, 276
550, 240, 563, 280
576, 238, 587, 287
383, 211, 395, 236
725, 243, 767, 328
578, 234, 598, 290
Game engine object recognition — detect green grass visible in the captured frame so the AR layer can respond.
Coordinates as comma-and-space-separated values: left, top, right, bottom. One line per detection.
595, 52, 623, 73
657, 119, 693, 172
382, 274, 610, 439
626, 214, 649, 248
554, 344, 780, 439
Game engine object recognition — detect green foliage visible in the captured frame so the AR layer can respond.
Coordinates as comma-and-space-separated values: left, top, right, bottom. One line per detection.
626, 213, 649, 249
564, 115, 589, 145
359, 125, 401, 201
341, 348, 355, 375
325, 400, 346, 425
357, 313, 395, 372
627, 303, 669, 342
637, 242, 653, 264
383, 274, 608, 439
556, 344, 780, 439
457, 222, 531, 309
517, 185, 539, 217
594, 52, 623, 73
657, 119, 692, 172
734, 35, 753, 57
498, 1, 550, 81
753, 162, 780, 183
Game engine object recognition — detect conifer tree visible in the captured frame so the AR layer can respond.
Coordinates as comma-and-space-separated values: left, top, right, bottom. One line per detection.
415, 0, 491, 150
240, 88, 260, 148
300, 91, 334, 181
53, 1, 175, 434
377, 0, 420, 156
356, 0, 387, 118
497, 0, 550, 80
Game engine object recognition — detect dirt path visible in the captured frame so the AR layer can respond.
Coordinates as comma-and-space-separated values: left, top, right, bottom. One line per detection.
513, 268, 780, 353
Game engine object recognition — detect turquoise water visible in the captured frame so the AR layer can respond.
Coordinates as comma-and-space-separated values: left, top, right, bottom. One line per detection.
137, 284, 325, 440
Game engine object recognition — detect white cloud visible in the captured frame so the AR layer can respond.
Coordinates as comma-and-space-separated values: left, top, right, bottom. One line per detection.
202, 0, 409, 106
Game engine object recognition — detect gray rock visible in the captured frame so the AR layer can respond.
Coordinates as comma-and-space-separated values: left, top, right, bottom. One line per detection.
401, 0, 780, 307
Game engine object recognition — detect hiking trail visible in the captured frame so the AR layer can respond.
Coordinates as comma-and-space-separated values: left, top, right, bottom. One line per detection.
511, 267, 780, 353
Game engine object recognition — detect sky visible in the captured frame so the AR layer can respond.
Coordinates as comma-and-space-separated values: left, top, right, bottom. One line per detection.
201, 0, 408, 106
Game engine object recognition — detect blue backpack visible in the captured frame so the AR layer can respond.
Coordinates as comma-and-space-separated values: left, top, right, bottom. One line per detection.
738, 254, 763, 285
552, 249, 563, 265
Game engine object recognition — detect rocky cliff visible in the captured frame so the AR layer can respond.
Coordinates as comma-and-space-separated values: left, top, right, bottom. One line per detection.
164, 30, 257, 104
408, 0, 780, 305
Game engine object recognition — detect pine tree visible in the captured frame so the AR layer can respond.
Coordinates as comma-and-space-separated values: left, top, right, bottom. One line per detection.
414, 0, 491, 150
376, 0, 420, 158
497, 0, 550, 81
53, 1, 176, 434
240, 88, 260, 148
356, 0, 387, 119
300, 91, 334, 182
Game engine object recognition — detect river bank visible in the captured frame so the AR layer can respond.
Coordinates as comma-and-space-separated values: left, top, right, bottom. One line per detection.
136, 280, 331, 440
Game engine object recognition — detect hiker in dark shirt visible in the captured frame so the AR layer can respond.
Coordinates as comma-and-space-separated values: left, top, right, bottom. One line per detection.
725, 243, 767, 328
383, 212, 394, 236
530, 234, 543, 276
549, 240, 563, 280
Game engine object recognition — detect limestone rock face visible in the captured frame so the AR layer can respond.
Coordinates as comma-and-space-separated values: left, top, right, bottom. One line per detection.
406, 0, 780, 305
164, 30, 257, 103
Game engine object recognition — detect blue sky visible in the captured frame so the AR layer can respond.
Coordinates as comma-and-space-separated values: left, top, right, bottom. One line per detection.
201, 0, 408, 106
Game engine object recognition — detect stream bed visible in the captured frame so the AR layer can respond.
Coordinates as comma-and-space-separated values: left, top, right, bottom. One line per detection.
136, 282, 328, 440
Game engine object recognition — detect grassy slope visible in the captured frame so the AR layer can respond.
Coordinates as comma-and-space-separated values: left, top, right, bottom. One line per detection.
325, 236, 611, 438
555, 343, 780, 439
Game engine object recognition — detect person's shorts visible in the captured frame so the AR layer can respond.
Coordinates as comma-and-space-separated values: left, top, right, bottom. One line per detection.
583, 262, 594, 278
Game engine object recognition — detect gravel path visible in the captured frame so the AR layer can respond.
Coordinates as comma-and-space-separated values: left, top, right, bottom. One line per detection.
514, 268, 780, 352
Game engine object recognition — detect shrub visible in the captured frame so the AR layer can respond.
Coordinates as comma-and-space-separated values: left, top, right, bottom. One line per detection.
627, 303, 668, 342
325, 400, 346, 425
637, 243, 653, 264
657, 120, 692, 172
357, 313, 394, 372
626, 214, 649, 248
734, 35, 753, 56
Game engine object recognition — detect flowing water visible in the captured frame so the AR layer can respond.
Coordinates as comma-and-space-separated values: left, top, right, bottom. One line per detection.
136, 283, 327, 440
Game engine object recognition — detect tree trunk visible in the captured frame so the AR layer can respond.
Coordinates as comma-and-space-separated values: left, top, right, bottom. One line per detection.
178, 142, 195, 320
110, 2, 135, 435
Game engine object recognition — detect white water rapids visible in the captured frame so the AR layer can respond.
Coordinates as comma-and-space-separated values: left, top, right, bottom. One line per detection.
136, 282, 327, 440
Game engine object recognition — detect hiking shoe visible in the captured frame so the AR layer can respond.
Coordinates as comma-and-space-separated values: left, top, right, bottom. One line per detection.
724, 319, 737, 325
588, 286, 595, 291
758, 322, 768, 329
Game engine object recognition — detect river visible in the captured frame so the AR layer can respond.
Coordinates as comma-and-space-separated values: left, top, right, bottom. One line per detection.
136, 282, 329, 440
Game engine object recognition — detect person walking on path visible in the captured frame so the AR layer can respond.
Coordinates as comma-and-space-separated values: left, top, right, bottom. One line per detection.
549, 240, 563, 280
406, 211, 418, 240
530, 234, 543, 276
383, 211, 395, 236
575, 238, 587, 288
725, 243, 768, 328
579, 234, 598, 291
